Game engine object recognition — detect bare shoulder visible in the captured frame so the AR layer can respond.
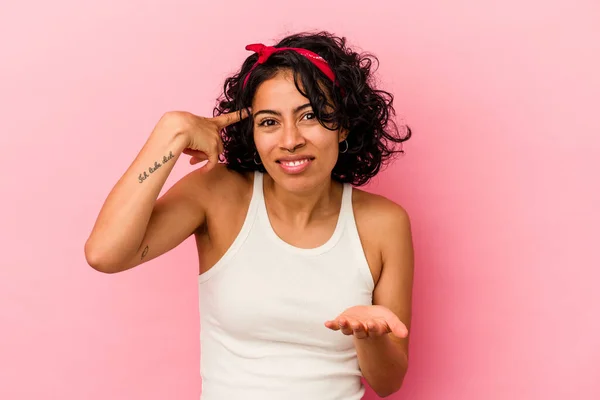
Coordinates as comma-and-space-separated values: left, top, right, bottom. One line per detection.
351, 188, 412, 236
350, 187, 413, 287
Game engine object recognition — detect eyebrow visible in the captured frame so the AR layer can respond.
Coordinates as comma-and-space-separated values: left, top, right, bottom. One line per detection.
253, 103, 312, 119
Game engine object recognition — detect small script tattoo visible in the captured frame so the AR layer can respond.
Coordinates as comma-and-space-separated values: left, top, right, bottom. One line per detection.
141, 245, 149, 260
138, 151, 175, 183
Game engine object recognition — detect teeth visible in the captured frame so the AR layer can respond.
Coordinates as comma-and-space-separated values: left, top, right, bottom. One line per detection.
282, 159, 308, 166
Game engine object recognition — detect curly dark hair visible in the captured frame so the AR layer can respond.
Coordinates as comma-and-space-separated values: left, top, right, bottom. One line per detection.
213, 30, 411, 186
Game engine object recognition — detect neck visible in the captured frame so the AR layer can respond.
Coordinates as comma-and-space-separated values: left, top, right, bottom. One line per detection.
262, 174, 343, 228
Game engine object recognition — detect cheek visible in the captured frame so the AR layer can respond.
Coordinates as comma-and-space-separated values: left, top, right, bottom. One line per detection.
252, 131, 265, 150
318, 135, 342, 157
253, 132, 278, 155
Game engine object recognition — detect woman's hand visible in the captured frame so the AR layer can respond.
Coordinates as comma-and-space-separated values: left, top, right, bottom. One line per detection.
325, 305, 408, 340
156, 109, 249, 171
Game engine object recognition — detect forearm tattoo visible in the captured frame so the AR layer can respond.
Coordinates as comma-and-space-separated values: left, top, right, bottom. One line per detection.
138, 151, 175, 183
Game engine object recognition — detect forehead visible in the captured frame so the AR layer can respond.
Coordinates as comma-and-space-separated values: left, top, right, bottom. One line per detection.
251, 70, 308, 109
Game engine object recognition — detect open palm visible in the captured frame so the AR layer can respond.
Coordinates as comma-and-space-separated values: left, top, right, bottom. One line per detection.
325, 305, 408, 340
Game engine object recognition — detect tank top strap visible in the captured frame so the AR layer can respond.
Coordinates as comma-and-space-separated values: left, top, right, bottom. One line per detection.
338, 182, 375, 290
197, 171, 262, 283
253, 170, 264, 200
338, 182, 354, 222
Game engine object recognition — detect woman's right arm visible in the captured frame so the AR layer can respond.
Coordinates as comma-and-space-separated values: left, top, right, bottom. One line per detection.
84, 110, 247, 273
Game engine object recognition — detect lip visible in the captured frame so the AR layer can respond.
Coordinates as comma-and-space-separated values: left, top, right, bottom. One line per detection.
276, 155, 314, 175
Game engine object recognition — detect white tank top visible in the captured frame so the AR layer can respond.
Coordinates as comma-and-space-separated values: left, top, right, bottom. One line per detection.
198, 171, 375, 400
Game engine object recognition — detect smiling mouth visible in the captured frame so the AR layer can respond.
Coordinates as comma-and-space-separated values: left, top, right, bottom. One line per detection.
277, 158, 313, 167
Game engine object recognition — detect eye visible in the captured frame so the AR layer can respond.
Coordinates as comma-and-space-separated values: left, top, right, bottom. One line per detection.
258, 119, 277, 127
302, 112, 316, 120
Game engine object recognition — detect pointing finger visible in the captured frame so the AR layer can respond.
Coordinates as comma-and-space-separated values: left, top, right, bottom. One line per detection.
212, 108, 250, 129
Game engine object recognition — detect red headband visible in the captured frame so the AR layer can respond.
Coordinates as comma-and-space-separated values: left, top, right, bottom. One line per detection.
242, 43, 342, 92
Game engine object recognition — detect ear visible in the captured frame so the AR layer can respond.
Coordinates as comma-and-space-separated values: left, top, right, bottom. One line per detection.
338, 129, 349, 142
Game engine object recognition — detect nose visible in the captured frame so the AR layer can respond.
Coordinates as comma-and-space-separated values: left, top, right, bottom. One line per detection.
279, 122, 306, 152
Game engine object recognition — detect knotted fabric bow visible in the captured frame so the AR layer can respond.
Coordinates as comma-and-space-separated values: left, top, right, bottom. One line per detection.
242, 43, 342, 93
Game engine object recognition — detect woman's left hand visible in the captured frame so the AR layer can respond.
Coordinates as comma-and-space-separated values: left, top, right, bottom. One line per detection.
325, 305, 408, 340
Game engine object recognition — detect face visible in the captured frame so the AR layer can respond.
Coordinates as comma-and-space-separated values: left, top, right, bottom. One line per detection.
251, 69, 347, 193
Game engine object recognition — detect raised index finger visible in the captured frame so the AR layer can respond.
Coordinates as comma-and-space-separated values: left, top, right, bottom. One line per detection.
212, 108, 250, 129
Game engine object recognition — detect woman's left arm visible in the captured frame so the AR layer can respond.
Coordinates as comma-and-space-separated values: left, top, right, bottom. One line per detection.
354, 204, 414, 396
324, 200, 415, 397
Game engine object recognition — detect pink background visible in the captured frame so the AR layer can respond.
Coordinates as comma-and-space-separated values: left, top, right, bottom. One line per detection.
1, 1, 599, 399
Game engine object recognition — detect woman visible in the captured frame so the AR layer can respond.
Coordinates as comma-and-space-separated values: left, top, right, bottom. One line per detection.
85, 31, 414, 399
